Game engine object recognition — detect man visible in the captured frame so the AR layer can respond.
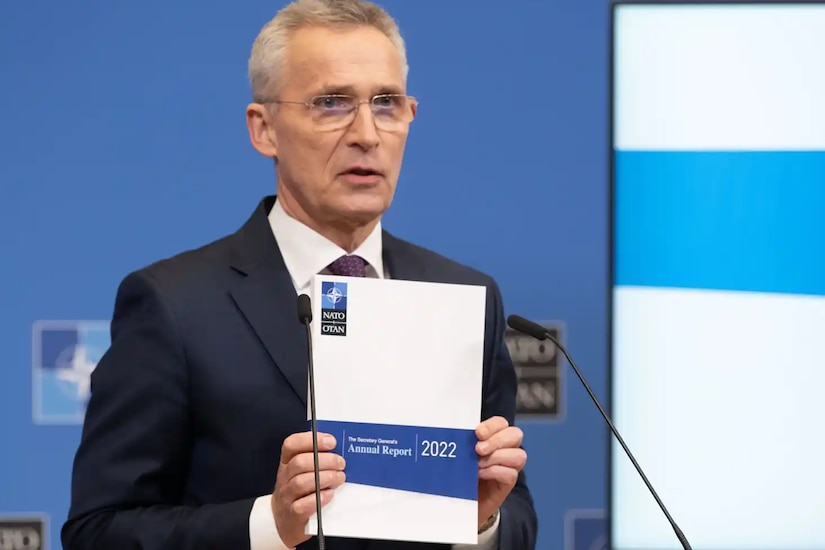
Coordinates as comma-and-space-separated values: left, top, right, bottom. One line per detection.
61, 1, 538, 549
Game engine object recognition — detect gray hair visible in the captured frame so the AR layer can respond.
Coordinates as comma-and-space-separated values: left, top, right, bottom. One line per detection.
248, 0, 409, 102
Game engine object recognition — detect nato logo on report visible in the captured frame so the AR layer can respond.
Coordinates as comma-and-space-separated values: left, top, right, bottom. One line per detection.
321, 281, 348, 336
321, 281, 348, 310
32, 321, 110, 425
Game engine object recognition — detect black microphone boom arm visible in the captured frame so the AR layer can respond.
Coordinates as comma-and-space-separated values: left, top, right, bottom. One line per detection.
505, 314, 692, 550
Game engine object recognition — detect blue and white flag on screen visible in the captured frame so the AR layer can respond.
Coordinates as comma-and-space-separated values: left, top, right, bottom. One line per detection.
612, 5, 825, 550
308, 276, 486, 545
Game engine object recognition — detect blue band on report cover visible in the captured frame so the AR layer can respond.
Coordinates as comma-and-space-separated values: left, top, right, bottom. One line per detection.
313, 419, 478, 501
614, 150, 825, 297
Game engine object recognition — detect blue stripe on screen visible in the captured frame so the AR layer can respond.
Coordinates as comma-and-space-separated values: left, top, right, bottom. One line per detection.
614, 151, 825, 297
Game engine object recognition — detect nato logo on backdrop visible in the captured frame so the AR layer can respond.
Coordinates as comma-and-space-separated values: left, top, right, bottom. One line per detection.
504, 321, 564, 419
0, 515, 47, 550
565, 509, 607, 550
32, 321, 110, 425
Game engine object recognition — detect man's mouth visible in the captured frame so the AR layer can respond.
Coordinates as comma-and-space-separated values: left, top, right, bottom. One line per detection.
342, 167, 383, 177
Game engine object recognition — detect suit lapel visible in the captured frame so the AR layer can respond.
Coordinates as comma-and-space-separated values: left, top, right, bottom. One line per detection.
224, 200, 429, 407
227, 196, 308, 406
382, 231, 427, 283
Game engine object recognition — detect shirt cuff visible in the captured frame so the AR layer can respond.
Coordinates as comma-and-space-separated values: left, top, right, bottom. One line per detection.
452, 512, 500, 549
249, 495, 294, 550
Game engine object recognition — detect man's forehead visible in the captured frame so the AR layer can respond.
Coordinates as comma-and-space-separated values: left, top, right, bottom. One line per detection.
301, 79, 405, 96
283, 25, 405, 94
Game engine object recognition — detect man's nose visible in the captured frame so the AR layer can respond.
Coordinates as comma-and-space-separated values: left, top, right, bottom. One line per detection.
345, 104, 380, 150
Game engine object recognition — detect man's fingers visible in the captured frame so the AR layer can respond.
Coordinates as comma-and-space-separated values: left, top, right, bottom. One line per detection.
476, 416, 509, 441
478, 447, 526, 470
280, 432, 337, 465
479, 464, 520, 487
284, 451, 345, 481
282, 469, 346, 502
271, 432, 345, 549
290, 488, 337, 517
476, 426, 523, 456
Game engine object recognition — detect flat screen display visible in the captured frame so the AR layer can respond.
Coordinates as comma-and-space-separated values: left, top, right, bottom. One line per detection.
610, 3, 825, 549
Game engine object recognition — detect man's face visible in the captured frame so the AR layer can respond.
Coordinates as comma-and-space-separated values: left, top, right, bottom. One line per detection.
252, 25, 415, 228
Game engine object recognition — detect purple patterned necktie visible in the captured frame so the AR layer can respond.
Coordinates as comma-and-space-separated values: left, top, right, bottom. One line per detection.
327, 255, 367, 278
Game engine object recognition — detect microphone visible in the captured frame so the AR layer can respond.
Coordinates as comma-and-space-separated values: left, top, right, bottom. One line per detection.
297, 294, 326, 550
506, 314, 692, 550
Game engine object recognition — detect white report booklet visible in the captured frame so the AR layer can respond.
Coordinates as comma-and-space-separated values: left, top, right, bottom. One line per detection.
304, 275, 487, 545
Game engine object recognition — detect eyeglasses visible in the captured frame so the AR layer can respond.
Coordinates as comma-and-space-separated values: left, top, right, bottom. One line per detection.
266, 93, 417, 132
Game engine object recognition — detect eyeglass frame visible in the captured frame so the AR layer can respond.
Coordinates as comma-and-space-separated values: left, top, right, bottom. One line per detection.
258, 93, 418, 131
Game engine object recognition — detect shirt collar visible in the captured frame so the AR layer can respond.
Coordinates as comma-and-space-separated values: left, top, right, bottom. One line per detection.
267, 197, 385, 292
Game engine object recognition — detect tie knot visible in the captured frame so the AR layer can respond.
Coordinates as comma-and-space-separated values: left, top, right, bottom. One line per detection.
328, 254, 367, 278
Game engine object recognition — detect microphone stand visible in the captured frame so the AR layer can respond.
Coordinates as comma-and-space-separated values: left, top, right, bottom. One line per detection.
506, 314, 692, 550
298, 295, 325, 550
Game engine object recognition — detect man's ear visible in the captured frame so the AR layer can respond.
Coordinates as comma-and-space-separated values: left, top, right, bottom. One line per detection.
246, 103, 279, 158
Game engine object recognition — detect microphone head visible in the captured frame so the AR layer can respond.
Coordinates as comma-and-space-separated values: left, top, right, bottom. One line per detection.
297, 294, 312, 323
506, 314, 548, 340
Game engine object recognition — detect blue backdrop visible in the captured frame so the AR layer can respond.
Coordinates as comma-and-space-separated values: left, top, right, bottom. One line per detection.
0, 1, 610, 549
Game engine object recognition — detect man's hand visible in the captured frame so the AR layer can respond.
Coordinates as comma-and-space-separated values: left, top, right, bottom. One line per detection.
270, 432, 346, 548
475, 416, 527, 529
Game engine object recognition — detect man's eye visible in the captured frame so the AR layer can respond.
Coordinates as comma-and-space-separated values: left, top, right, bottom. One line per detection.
314, 96, 351, 109
374, 95, 400, 108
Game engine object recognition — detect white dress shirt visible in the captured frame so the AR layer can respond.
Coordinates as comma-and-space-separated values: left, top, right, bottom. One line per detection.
249, 198, 500, 550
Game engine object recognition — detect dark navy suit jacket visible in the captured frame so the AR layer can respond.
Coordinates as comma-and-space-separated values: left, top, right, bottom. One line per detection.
62, 196, 537, 550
